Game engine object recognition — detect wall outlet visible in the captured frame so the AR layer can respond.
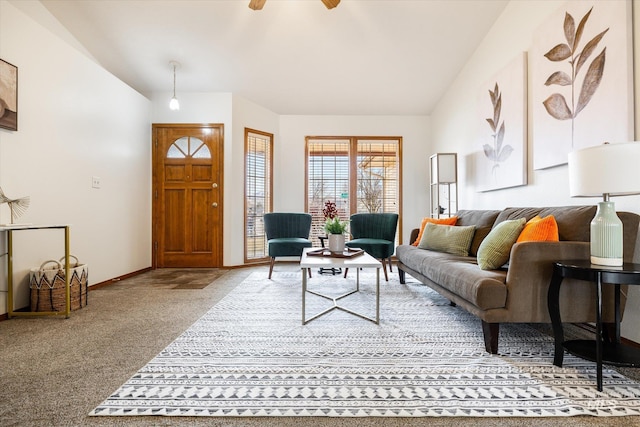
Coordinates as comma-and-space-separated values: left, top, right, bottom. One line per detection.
92, 176, 101, 189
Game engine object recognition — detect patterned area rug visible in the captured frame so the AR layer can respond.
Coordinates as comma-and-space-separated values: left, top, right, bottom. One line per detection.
90, 271, 640, 417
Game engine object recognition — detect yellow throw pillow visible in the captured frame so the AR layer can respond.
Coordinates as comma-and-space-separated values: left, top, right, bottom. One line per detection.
477, 218, 526, 270
516, 215, 559, 243
412, 216, 458, 246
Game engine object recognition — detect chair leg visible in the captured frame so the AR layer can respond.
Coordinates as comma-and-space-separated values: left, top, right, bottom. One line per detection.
380, 258, 389, 281
308, 268, 312, 278
388, 257, 393, 272
343, 268, 349, 278
268, 257, 275, 279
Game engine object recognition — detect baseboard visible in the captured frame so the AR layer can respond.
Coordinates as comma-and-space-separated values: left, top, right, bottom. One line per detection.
89, 267, 153, 290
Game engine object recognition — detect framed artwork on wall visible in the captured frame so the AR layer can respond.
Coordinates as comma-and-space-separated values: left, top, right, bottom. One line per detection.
531, 1, 633, 170
0, 59, 18, 132
474, 52, 527, 192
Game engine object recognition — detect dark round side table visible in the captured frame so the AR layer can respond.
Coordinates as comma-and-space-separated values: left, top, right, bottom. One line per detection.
547, 260, 640, 391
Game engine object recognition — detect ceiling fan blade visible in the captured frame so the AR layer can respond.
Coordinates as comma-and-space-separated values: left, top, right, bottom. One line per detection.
248, 0, 266, 10
321, 0, 340, 9
250, 0, 339, 11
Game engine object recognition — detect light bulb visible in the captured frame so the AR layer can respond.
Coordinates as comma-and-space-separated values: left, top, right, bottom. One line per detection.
169, 96, 180, 111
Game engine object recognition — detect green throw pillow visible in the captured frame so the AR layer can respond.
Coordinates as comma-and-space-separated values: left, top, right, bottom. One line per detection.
418, 223, 476, 256
477, 218, 526, 270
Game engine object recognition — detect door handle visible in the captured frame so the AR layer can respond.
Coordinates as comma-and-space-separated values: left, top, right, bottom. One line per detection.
212, 183, 218, 188
212, 202, 218, 208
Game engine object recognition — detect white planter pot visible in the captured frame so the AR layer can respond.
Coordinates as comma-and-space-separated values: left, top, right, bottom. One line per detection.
328, 233, 345, 253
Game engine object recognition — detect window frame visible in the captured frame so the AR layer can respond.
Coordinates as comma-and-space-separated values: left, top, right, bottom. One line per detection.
244, 128, 273, 263
305, 136, 403, 246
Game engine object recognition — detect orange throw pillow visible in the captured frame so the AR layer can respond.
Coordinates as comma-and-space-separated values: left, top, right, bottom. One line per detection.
412, 216, 458, 246
516, 215, 559, 243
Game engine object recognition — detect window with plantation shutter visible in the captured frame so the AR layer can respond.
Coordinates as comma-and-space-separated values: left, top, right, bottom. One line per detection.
305, 137, 402, 246
245, 129, 273, 262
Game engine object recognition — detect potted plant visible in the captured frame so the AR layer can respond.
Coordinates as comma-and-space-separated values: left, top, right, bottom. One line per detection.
323, 201, 348, 253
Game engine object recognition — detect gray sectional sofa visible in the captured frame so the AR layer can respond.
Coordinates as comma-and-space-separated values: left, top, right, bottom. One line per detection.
396, 206, 640, 354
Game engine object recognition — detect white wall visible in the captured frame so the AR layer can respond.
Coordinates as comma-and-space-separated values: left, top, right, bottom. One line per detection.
0, 1, 152, 313
430, 0, 640, 341
279, 115, 431, 244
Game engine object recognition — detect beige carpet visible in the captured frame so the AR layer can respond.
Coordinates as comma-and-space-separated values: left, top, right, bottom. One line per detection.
1, 264, 640, 426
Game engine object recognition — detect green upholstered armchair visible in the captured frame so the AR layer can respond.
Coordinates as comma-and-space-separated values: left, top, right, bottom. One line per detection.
264, 212, 313, 279
345, 213, 399, 281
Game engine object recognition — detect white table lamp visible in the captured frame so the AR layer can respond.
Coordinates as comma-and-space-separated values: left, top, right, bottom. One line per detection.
568, 142, 640, 266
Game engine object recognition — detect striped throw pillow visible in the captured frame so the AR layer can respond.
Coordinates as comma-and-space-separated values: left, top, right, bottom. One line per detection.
516, 215, 559, 242
417, 223, 476, 256
477, 218, 526, 270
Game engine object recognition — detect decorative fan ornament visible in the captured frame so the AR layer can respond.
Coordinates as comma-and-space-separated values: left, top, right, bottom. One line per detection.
0, 187, 30, 224
249, 0, 340, 10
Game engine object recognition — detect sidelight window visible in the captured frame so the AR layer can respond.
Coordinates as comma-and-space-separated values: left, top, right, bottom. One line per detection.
244, 129, 273, 262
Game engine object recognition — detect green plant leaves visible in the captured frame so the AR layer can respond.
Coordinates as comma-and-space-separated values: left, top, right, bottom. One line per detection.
324, 217, 348, 234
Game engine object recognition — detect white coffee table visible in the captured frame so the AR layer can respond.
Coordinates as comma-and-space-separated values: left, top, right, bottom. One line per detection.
300, 247, 382, 325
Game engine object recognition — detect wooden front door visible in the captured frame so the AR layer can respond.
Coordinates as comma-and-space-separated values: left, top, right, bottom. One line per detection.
152, 124, 223, 267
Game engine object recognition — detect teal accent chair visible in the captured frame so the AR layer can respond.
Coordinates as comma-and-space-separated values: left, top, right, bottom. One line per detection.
344, 213, 399, 281
264, 212, 313, 279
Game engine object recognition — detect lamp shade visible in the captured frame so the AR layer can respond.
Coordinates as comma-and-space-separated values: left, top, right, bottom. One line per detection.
430, 153, 457, 184
568, 142, 640, 198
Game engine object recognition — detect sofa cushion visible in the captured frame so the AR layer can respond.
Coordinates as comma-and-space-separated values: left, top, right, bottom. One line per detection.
494, 206, 595, 241
516, 215, 559, 243
537, 206, 595, 241
417, 223, 475, 256
455, 209, 501, 228
409, 248, 507, 309
470, 226, 492, 257
412, 216, 458, 246
477, 218, 526, 270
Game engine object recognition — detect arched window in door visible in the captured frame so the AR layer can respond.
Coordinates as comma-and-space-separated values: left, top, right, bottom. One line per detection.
167, 136, 211, 158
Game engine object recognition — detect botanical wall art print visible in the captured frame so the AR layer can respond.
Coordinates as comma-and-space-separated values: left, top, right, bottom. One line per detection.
0, 59, 18, 132
531, 1, 632, 170
474, 52, 527, 193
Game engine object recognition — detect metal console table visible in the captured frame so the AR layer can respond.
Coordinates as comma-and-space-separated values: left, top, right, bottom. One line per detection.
2, 224, 71, 318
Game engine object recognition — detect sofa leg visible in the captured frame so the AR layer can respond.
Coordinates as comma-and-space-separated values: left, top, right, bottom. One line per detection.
268, 257, 275, 279
482, 321, 499, 354
398, 268, 405, 284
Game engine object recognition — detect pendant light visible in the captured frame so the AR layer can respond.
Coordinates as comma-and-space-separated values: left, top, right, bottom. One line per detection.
169, 60, 180, 111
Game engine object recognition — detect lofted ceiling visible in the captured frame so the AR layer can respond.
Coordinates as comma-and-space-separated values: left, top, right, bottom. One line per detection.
36, 0, 509, 115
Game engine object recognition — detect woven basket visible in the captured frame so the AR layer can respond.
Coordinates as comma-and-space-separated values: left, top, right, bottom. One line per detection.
29, 256, 88, 312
